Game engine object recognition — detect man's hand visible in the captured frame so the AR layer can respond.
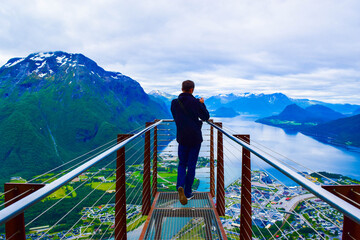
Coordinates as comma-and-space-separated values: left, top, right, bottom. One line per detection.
199, 97, 204, 104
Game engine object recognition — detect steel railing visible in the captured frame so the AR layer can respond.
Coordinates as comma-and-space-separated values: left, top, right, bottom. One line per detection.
1, 118, 359, 239
206, 120, 360, 226
0, 120, 163, 225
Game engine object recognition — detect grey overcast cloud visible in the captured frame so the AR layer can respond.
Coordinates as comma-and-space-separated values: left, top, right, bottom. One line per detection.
1, 0, 359, 103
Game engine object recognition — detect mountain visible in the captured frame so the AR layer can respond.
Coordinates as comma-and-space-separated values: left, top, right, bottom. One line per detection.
256, 104, 345, 130
148, 90, 177, 114
303, 114, 360, 147
204, 93, 360, 117
305, 105, 345, 122
317, 103, 360, 116
205, 93, 293, 117
256, 104, 359, 147
213, 107, 239, 118
148, 90, 177, 101
0, 51, 169, 186
353, 108, 360, 116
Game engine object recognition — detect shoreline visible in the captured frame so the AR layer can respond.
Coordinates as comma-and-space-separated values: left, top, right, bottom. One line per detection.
256, 121, 360, 151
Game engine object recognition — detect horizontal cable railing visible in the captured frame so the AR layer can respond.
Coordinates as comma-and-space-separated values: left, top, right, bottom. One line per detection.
206, 120, 360, 240
0, 120, 163, 226
1, 118, 360, 240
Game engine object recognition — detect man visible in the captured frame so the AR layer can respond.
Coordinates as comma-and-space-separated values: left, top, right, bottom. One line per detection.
171, 80, 210, 205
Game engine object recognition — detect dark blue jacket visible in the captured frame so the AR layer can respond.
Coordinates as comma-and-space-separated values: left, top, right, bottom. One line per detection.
171, 93, 210, 146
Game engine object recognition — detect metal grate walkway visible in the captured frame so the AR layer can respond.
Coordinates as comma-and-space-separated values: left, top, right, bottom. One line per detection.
139, 192, 227, 240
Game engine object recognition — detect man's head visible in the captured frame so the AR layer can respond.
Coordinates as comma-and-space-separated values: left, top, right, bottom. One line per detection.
182, 80, 195, 93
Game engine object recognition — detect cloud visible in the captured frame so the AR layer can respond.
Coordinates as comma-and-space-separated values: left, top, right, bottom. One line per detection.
0, 0, 359, 103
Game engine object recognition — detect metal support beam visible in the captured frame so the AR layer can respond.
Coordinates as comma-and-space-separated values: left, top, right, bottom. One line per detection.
322, 185, 360, 240
138, 193, 160, 240
143, 122, 152, 215
152, 120, 159, 198
209, 119, 215, 197
215, 122, 225, 216
234, 135, 252, 240
4, 183, 45, 240
115, 134, 133, 240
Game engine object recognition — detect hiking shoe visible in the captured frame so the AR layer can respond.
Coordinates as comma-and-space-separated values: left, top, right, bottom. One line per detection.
177, 187, 188, 205
187, 194, 195, 201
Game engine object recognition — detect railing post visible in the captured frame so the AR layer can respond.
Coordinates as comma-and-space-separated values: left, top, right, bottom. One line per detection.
209, 119, 215, 197
4, 183, 45, 240
234, 134, 252, 240
115, 134, 133, 240
322, 185, 360, 240
152, 120, 159, 198
142, 122, 152, 215
215, 122, 225, 216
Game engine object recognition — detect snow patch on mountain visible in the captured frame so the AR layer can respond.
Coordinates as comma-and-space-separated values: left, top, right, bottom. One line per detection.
56, 55, 66, 65
4, 58, 25, 68
30, 52, 54, 61
148, 90, 176, 100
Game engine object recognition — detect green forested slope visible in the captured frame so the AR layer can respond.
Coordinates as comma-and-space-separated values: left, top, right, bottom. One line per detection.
0, 52, 169, 186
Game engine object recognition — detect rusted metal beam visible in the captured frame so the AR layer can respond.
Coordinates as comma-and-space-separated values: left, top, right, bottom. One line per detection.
4, 183, 45, 240
115, 134, 133, 240
208, 193, 229, 240
152, 120, 159, 198
209, 119, 215, 197
138, 192, 160, 240
322, 185, 360, 240
142, 122, 152, 215
215, 122, 225, 216
234, 134, 252, 240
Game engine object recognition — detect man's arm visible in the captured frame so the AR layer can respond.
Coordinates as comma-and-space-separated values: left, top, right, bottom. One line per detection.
197, 98, 210, 121
171, 99, 177, 120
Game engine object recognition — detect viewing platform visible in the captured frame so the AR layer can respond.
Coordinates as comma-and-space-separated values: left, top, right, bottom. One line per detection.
0, 119, 360, 240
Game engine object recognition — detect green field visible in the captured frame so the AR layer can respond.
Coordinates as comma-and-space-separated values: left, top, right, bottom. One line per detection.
158, 172, 178, 183
9, 178, 27, 183
88, 182, 116, 191
127, 215, 147, 232
43, 185, 76, 201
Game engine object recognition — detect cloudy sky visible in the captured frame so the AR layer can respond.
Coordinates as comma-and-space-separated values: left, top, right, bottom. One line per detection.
1, 0, 360, 103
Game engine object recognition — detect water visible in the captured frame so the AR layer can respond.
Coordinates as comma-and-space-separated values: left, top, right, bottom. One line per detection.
218, 116, 360, 184
162, 116, 360, 188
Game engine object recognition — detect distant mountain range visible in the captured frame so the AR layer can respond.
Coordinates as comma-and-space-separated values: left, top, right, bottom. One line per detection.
205, 93, 360, 117
354, 108, 360, 115
256, 104, 345, 129
0, 51, 169, 186
148, 90, 176, 116
149, 90, 360, 118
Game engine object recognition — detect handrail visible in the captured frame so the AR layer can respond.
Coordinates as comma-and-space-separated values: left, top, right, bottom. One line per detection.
0, 120, 163, 225
206, 120, 360, 225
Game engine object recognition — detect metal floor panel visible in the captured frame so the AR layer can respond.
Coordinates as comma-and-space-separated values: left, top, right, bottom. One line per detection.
155, 192, 212, 209
142, 192, 224, 240
144, 208, 223, 240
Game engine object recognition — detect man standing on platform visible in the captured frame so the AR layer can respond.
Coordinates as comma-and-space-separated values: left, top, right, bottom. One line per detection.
171, 80, 210, 205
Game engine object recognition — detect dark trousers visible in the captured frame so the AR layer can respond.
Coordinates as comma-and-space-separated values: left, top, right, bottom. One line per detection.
176, 144, 201, 198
